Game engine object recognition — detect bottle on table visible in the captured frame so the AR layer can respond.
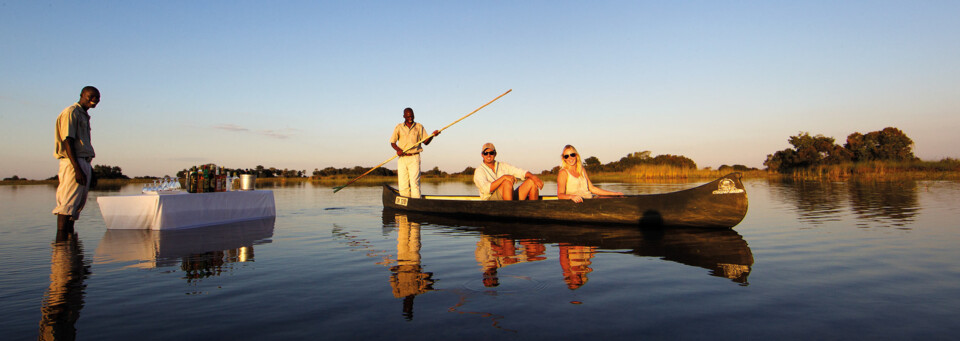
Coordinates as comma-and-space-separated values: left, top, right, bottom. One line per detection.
215, 167, 221, 192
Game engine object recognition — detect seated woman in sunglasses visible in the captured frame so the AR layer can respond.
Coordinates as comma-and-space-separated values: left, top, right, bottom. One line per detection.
557, 145, 623, 203
474, 142, 543, 200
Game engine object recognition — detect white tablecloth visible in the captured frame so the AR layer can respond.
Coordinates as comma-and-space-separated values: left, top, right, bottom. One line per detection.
97, 190, 276, 230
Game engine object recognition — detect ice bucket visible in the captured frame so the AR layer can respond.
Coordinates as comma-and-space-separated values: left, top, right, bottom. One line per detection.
240, 174, 256, 190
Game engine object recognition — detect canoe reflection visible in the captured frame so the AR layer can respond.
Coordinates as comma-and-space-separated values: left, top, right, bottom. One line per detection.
383, 209, 754, 285
94, 217, 275, 275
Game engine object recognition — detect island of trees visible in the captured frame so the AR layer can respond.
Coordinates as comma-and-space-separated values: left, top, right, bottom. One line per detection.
764, 127, 959, 179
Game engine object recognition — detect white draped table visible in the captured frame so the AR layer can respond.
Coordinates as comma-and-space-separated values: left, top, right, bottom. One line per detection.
97, 190, 276, 230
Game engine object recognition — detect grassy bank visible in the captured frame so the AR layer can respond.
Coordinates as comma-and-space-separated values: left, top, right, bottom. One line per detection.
784, 161, 960, 181
5, 163, 959, 186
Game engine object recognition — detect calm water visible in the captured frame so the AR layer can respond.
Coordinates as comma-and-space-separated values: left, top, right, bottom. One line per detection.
2, 179, 960, 340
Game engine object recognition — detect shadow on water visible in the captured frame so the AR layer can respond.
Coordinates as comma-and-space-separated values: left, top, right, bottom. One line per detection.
93, 217, 276, 281
381, 209, 754, 285
38, 231, 90, 341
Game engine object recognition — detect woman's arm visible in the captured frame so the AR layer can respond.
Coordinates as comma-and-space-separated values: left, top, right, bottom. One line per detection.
585, 172, 623, 196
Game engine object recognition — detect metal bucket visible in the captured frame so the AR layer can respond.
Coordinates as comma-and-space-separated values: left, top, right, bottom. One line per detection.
240, 174, 256, 190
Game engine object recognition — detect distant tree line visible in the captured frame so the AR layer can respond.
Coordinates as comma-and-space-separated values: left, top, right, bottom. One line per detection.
717, 164, 758, 172
93, 165, 130, 179
764, 127, 917, 172
311, 165, 480, 178
544, 151, 699, 174
312, 166, 395, 178
30, 164, 132, 181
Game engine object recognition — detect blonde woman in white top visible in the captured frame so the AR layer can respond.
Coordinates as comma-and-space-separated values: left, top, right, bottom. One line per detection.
556, 145, 623, 203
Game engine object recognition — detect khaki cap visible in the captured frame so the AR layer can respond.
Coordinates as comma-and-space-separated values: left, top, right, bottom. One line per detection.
481, 142, 496, 153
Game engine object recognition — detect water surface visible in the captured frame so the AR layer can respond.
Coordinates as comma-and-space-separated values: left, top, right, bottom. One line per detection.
2, 179, 959, 340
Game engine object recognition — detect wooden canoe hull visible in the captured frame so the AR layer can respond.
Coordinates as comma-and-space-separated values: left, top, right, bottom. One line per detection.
382, 173, 749, 229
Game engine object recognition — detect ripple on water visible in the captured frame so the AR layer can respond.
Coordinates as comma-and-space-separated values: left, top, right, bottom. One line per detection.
461, 275, 548, 293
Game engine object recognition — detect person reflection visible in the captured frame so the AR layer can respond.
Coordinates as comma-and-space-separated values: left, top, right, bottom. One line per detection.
474, 236, 547, 287
389, 214, 434, 320
38, 230, 90, 341
558, 244, 596, 290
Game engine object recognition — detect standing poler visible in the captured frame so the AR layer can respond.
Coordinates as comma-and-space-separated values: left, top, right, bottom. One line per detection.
390, 107, 439, 198
53, 86, 100, 234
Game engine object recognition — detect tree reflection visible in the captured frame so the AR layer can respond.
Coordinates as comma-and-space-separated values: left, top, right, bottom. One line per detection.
847, 180, 919, 228
770, 179, 848, 226
38, 231, 90, 341
772, 179, 920, 228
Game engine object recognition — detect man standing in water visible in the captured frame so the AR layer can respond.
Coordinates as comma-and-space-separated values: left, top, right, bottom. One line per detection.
390, 107, 439, 198
53, 86, 99, 233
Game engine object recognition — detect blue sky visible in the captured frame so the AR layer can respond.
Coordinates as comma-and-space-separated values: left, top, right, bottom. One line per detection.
2, 1, 958, 179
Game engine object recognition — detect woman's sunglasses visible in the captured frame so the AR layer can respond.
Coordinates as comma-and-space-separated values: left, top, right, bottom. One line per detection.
483, 151, 497, 156
563, 153, 577, 159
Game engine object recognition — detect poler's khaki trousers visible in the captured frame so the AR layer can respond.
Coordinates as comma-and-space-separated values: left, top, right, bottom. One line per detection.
52, 158, 91, 220
397, 154, 421, 198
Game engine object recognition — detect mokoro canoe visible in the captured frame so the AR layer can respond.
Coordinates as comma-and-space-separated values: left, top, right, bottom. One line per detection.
382, 172, 749, 228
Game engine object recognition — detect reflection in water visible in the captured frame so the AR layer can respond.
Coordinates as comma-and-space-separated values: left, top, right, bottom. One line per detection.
90, 183, 123, 192
380, 213, 513, 330
469, 219, 753, 285
770, 180, 848, 226
475, 235, 548, 288
373, 209, 754, 327
848, 180, 919, 228
558, 245, 595, 290
38, 232, 90, 341
473, 235, 596, 290
390, 214, 435, 320
771, 179, 920, 228
384, 209, 754, 285
332, 216, 436, 320
94, 217, 275, 287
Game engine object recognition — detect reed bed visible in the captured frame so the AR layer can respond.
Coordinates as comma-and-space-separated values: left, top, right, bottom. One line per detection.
5, 161, 958, 186
788, 161, 960, 181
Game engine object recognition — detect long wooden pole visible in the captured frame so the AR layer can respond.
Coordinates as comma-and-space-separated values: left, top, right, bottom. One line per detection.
333, 89, 512, 193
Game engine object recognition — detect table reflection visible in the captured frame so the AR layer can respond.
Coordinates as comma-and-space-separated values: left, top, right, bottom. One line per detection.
383, 209, 754, 285
94, 217, 275, 276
